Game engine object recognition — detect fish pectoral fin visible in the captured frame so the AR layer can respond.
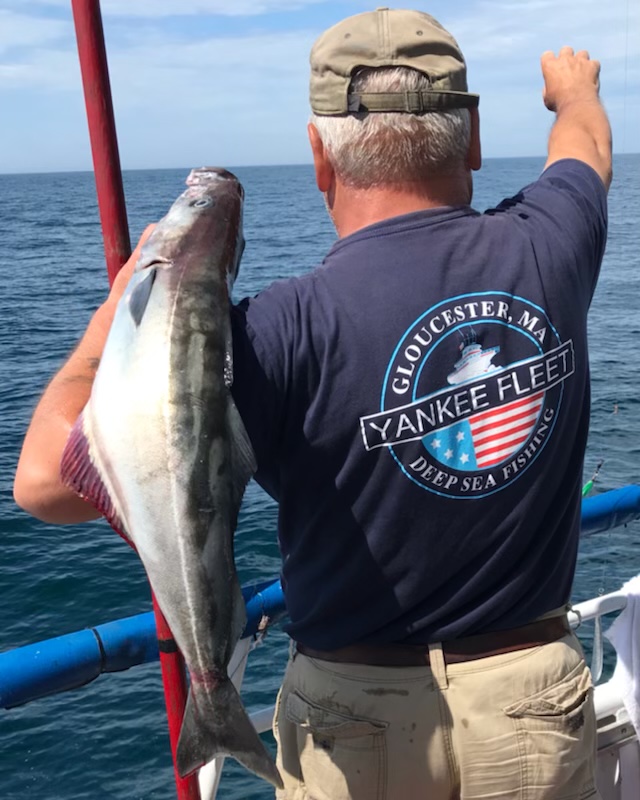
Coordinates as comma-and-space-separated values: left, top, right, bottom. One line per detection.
176, 680, 283, 789
228, 398, 257, 516
128, 267, 158, 327
60, 411, 133, 546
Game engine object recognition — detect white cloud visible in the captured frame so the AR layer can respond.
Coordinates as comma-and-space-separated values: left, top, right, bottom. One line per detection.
0, 27, 314, 97
440, 0, 640, 149
0, 26, 316, 169
15, 0, 328, 16
0, 0, 637, 171
0, 48, 78, 90
108, 30, 315, 165
449, 0, 639, 69
0, 9, 69, 55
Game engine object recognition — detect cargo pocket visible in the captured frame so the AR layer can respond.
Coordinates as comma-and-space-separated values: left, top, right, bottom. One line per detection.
285, 690, 388, 800
503, 663, 598, 799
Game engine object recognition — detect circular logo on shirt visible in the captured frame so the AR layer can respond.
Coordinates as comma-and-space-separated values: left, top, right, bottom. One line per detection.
359, 292, 574, 498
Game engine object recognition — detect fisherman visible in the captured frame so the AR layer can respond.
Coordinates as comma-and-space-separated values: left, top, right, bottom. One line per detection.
15, 8, 611, 800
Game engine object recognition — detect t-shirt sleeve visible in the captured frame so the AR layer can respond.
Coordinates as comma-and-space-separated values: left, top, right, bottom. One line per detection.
488, 159, 608, 302
230, 281, 297, 498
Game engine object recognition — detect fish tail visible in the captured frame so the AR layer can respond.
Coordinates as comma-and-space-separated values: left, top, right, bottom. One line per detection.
176, 679, 283, 790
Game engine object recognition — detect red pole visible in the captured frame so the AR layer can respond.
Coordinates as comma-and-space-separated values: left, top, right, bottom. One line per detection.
153, 596, 202, 800
70, 3, 200, 798
71, 0, 131, 284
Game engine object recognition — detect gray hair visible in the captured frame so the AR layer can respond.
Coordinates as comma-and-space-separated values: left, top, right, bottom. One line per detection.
311, 67, 471, 189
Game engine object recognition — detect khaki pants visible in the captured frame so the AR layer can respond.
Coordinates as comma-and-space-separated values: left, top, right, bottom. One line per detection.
273, 633, 599, 800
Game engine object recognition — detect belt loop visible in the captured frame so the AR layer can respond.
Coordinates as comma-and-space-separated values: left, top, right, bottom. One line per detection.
289, 638, 298, 662
428, 642, 448, 690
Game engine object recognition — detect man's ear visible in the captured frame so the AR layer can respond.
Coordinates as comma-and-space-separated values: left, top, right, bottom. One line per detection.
308, 123, 334, 192
467, 108, 482, 171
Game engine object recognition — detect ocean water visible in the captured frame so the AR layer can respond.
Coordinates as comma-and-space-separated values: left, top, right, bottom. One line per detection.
1, 156, 639, 799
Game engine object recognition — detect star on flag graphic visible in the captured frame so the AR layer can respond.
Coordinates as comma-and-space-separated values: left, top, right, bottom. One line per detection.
424, 391, 545, 470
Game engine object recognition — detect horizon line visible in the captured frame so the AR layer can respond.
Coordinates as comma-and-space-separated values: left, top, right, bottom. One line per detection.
1, 151, 637, 178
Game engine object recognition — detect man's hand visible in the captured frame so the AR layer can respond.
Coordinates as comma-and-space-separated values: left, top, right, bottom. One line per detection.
541, 47, 601, 112
541, 46, 612, 189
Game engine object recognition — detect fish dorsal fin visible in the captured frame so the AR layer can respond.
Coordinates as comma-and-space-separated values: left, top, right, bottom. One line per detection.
128, 267, 157, 328
60, 411, 133, 546
227, 398, 257, 524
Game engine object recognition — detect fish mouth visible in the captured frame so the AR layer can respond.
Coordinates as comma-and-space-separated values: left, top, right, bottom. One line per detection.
137, 257, 173, 271
187, 167, 243, 192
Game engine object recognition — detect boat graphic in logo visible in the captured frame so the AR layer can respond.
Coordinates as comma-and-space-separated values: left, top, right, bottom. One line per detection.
359, 292, 574, 498
447, 332, 501, 386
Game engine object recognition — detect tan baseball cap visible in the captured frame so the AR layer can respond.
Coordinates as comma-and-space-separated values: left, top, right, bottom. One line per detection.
310, 7, 479, 115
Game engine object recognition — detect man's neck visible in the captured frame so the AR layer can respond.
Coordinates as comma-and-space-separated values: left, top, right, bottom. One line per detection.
330, 172, 473, 238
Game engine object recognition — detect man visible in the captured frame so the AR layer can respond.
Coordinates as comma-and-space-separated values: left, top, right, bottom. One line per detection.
15, 8, 610, 800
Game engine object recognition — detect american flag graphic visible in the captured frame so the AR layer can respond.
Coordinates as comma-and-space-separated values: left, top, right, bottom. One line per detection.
423, 391, 545, 471
468, 391, 545, 467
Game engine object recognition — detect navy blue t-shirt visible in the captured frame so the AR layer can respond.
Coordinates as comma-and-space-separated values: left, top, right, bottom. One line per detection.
231, 159, 607, 649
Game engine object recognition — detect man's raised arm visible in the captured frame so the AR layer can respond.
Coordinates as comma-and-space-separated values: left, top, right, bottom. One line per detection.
542, 46, 612, 190
13, 226, 154, 524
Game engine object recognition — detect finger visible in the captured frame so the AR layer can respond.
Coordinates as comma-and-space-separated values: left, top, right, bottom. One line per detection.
111, 224, 156, 290
541, 49, 556, 63
576, 49, 590, 60
135, 223, 156, 254
124, 223, 156, 267
559, 45, 575, 57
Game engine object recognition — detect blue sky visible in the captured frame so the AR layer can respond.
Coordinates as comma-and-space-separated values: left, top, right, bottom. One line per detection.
1, 0, 638, 173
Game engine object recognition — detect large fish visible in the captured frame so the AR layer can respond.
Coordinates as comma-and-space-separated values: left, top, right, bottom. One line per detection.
60, 167, 283, 789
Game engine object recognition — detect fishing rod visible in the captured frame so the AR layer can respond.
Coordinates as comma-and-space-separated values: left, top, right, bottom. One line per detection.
70, 2, 200, 798
582, 459, 605, 498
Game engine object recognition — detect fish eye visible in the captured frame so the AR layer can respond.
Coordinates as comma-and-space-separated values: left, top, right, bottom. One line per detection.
191, 198, 213, 208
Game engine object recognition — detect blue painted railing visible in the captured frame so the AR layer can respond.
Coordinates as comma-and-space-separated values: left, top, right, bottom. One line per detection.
0, 579, 286, 710
580, 485, 640, 536
2, 485, 640, 711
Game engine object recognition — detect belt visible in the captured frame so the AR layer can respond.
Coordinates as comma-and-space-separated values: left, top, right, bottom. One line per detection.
296, 616, 572, 667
